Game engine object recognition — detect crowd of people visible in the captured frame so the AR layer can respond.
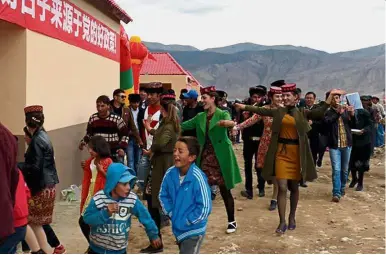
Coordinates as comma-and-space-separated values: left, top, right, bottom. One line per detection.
0, 80, 384, 254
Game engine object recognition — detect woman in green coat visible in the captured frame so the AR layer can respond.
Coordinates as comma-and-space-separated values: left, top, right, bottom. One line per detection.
141, 90, 179, 253
181, 86, 241, 234
235, 84, 340, 235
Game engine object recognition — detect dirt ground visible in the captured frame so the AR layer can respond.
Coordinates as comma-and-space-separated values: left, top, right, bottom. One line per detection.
51, 144, 385, 254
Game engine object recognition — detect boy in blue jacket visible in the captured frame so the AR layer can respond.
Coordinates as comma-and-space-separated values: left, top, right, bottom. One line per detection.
159, 137, 212, 254
83, 163, 162, 254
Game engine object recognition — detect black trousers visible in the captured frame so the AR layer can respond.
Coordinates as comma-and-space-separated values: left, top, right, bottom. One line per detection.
309, 134, 320, 165
146, 196, 162, 239
22, 224, 60, 251
243, 139, 265, 195
79, 216, 90, 242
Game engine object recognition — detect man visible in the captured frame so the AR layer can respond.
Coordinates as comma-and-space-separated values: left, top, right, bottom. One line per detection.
127, 93, 143, 174
296, 88, 306, 108
177, 89, 188, 121
371, 96, 385, 148
110, 89, 143, 156
324, 90, 354, 203
181, 89, 204, 137
137, 82, 164, 191
79, 95, 129, 162
139, 86, 148, 110
239, 85, 267, 199
216, 90, 232, 114
0, 122, 19, 244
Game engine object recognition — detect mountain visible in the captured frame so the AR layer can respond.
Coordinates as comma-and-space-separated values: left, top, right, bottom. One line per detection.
144, 42, 385, 99
143, 41, 199, 52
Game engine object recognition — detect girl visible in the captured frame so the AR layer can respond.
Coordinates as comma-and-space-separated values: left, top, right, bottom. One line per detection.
181, 86, 241, 234
234, 86, 283, 210
18, 105, 60, 253
141, 90, 180, 253
79, 136, 113, 242
235, 85, 339, 234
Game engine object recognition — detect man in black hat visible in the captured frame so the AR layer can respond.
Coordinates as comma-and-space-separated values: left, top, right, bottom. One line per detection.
270, 80, 286, 87
238, 85, 267, 199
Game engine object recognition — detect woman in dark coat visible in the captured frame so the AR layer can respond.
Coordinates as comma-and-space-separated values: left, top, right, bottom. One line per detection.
141, 90, 179, 253
235, 85, 340, 234
349, 96, 375, 191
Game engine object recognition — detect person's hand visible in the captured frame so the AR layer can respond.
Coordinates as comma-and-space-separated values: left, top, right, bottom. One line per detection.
150, 238, 162, 249
138, 140, 144, 148
79, 142, 86, 151
308, 120, 313, 125
233, 103, 245, 112
107, 203, 119, 216
231, 126, 239, 136
359, 129, 365, 135
117, 149, 125, 157
81, 160, 86, 168
142, 149, 151, 156
143, 119, 152, 132
217, 120, 236, 128
96, 161, 103, 172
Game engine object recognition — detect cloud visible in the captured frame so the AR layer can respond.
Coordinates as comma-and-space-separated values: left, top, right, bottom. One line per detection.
177, 5, 226, 15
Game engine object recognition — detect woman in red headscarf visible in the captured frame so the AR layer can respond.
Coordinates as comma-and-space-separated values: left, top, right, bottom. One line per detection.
234, 86, 283, 211
235, 85, 340, 234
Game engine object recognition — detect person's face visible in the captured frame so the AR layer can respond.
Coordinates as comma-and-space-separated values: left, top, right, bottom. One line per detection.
201, 94, 215, 110
140, 90, 147, 101
186, 98, 195, 106
173, 141, 196, 170
24, 134, 32, 145
88, 146, 98, 158
182, 99, 188, 107
148, 92, 160, 105
305, 94, 316, 106
114, 182, 131, 198
282, 92, 297, 106
272, 93, 283, 106
331, 94, 341, 107
96, 102, 109, 115
114, 93, 126, 105
250, 94, 264, 105
372, 98, 379, 104
130, 102, 139, 110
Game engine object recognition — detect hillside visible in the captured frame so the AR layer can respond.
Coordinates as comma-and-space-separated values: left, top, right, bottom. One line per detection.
143, 42, 385, 99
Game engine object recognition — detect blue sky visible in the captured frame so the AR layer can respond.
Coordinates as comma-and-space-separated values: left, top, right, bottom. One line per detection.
116, 0, 385, 53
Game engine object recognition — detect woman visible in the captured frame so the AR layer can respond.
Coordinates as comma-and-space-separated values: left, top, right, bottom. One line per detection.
17, 105, 60, 253
141, 90, 179, 253
181, 86, 241, 234
234, 86, 283, 211
235, 84, 338, 234
349, 96, 374, 191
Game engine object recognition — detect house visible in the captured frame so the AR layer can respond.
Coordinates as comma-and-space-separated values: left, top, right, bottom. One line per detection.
140, 52, 202, 96
0, 0, 132, 192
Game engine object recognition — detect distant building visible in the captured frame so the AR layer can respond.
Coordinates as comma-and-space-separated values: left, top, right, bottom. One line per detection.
140, 52, 201, 95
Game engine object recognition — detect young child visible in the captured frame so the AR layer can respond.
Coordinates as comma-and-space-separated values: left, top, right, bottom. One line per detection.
83, 163, 161, 254
79, 136, 113, 242
159, 137, 212, 254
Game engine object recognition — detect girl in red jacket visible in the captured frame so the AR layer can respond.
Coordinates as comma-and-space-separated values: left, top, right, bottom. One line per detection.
79, 136, 112, 242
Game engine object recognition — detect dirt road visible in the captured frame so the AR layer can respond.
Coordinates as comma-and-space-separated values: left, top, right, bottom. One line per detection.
51, 144, 385, 254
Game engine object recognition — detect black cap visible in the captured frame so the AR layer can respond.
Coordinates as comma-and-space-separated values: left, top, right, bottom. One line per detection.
270, 80, 285, 87
128, 94, 141, 103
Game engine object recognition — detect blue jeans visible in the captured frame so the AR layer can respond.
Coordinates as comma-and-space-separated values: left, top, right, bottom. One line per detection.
126, 139, 141, 174
0, 225, 27, 254
329, 147, 352, 198
375, 124, 385, 147
137, 154, 151, 191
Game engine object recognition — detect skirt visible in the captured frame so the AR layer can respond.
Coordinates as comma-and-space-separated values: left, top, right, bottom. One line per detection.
275, 143, 301, 181
201, 143, 225, 186
28, 187, 56, 225
349, 143, 372, 173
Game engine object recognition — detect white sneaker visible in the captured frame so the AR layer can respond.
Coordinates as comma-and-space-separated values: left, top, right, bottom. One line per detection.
226, 221, 237, 234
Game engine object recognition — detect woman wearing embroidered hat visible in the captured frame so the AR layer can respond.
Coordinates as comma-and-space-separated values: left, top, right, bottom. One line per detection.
181, 86, 241, 234
235, 84, 341, 234
140, 90, 179, 253
17, 105, 60, 253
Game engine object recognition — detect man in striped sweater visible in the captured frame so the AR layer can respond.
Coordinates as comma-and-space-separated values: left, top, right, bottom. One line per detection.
79, 95, 129, 162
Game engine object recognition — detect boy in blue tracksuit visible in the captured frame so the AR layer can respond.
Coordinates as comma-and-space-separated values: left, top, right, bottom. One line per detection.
159, 137, 212, 254
83, 163, 162, 254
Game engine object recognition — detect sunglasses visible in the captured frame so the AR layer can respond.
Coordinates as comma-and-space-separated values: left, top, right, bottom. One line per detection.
119, 95, 126, 99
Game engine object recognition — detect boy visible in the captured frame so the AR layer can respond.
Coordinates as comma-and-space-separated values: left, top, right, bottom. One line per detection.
83, 163, 161, 254
159, 137, 212, 254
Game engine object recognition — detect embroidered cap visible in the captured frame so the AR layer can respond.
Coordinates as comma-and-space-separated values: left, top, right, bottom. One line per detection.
269, 86, 282, 94
281, 83, 297, 93
200, 86, 216, 95
24, 105, 43, 114
142, 82, 164, 94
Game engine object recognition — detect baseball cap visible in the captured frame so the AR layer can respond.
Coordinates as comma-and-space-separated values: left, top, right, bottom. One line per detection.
118, 171, 133, 183
182, 90, 199, 100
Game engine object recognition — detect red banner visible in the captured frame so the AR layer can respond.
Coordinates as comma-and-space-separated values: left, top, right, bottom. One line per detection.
0, 0, 119, 62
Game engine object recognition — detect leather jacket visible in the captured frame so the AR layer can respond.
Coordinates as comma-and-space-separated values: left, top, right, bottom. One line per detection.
18, 128, 59, 195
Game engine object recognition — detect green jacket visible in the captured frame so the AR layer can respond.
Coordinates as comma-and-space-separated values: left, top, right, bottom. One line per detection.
181, 108, 242, 189
244, 102, 329, 182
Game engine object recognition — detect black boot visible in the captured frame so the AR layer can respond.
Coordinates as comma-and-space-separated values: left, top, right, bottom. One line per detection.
349, 170, 358, 188
269, 200, 277, 211
356, 172, 364, 191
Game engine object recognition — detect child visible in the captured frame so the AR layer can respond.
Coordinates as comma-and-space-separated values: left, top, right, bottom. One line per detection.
159, 137, 212, 254
79, 136, 113, 242
83, 163, 161, 254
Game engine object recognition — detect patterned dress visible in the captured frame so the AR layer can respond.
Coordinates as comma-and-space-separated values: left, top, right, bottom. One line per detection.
201, 114, 225, 186
238, 105, 274, 169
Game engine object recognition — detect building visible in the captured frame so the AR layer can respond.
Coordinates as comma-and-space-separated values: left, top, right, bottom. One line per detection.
140, 52, 202, 96
0, 0, 131, 192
